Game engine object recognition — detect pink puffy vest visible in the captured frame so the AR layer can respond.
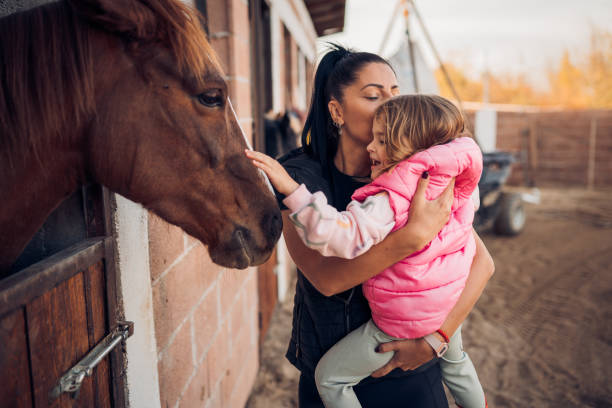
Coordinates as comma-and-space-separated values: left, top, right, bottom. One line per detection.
352, 137, 483, 339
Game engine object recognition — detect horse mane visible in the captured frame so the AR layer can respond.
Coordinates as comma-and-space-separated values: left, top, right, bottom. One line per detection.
0, 2, 94, 164
72, 0, 220, 81
0, 0, 219, 163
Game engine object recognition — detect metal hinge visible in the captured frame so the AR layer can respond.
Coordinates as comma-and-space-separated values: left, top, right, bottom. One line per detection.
49, 320, 134, 400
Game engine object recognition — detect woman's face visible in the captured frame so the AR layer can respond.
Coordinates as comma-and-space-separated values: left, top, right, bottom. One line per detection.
333, 63, 399, 147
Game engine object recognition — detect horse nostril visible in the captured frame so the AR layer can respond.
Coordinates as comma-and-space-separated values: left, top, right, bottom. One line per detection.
228, 226, 253, 268
232, 226, 252, 248
263, 210, 282, 239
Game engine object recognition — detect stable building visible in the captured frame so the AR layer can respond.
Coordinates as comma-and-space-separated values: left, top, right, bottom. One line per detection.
0, 0, 345, 407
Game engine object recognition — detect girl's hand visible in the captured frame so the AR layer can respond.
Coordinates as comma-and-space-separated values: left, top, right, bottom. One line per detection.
371, 338, 436, 377
245, 150, 299, 196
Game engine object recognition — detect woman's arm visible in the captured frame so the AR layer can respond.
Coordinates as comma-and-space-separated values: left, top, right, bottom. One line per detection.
283, 175, 454, 296
370, 229, 495, 376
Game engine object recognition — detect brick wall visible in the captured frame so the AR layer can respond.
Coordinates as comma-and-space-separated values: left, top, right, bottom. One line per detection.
305, 57, 314, 109
279, 23, 306, 113
288, 35, 299, 109
466, 108, 612, 188
145, 1, 320, 406
149, 216, 259, 407
149, 0, 260, 407
280, 24, 289, 110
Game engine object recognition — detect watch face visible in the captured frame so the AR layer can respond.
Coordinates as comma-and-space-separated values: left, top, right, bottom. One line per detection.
437, 343, 449, 357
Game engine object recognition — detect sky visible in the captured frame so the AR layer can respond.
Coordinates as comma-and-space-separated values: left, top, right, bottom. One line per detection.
320, 0, 612, 88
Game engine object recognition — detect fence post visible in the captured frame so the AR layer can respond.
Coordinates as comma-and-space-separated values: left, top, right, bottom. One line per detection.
587, 117, 598, 190
528, 116, 538, 187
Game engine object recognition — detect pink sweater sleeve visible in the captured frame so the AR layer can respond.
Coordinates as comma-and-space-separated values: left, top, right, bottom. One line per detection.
282, 184, 396, 259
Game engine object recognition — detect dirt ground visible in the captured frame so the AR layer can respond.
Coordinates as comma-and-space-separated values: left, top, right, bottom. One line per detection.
246, 188, 612, 408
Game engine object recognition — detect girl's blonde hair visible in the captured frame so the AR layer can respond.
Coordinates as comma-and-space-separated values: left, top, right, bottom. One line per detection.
374, 94, 470, 174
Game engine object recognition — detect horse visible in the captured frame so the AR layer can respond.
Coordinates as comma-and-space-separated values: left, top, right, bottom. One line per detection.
0, 0, 282, 275
264, 110, 302, 158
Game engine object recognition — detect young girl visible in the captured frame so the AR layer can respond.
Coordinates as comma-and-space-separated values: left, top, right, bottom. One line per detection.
246, 94, 487, 408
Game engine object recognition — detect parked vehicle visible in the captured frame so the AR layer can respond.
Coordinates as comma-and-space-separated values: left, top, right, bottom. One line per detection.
474, 151, 526, 235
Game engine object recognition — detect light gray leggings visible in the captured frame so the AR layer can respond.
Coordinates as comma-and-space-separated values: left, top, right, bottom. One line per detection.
314, 319, 486, 408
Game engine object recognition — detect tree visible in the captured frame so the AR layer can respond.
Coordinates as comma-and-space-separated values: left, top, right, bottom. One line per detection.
546, 50, 588, 108
585, 29, 612, 108
434, 63, 482, 102
435, 28, 612, 109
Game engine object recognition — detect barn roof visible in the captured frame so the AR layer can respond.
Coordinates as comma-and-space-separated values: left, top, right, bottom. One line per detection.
304, 0, 346, 36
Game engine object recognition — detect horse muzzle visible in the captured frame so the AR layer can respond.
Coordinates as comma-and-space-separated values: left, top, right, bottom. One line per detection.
209, 209, 282, 269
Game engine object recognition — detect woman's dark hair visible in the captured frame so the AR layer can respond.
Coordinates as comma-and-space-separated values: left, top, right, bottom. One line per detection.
301, 44, 393, 175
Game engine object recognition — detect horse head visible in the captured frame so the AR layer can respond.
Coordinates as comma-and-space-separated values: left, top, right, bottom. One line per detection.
81, 0, 282, 268
0, 0, 282, 271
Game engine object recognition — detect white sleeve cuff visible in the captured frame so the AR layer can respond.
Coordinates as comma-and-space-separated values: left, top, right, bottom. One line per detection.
282, 184, 313, 212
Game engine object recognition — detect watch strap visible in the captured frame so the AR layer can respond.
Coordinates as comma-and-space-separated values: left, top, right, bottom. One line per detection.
424, 333, 449, 357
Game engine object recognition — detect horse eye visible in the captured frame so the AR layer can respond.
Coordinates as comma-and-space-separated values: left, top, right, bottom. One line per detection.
197, 91, 223, 108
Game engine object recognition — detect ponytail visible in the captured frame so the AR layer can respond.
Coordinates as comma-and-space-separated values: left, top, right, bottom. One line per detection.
301, 44, 393, 177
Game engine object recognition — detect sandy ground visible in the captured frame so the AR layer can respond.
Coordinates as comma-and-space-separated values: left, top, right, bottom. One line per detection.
246, 188, 612, 408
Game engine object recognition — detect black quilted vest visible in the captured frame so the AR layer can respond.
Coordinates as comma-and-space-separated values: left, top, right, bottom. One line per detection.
275, 148, 372, 377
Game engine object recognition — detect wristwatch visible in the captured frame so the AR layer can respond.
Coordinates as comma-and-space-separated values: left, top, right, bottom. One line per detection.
424, 333, 449, 357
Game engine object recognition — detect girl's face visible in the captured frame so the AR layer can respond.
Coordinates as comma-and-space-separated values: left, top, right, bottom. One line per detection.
332, 63, 399, 147
367, 117, 389, 178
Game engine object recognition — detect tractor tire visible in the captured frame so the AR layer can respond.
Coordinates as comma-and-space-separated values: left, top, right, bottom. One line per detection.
494, 192, 526, 236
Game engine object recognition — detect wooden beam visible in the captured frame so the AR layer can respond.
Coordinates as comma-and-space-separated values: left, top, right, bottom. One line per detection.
311, 11, 344, 23
307, 2, 345, 15
0, 238, 105, 317
311, 12, 345, 32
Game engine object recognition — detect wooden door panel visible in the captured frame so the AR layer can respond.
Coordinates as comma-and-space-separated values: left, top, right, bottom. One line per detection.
1, 241, 116, 407
257, 247, 278, 342
84, 261, 112, 408
27, 271, 95, 407
0, 308, 33, 407
1, 183, 123, 407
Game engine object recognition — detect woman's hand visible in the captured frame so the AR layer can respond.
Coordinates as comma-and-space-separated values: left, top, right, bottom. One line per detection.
245, 149, 299, 195
371, 338, 435, 377
400, 174, 455, 252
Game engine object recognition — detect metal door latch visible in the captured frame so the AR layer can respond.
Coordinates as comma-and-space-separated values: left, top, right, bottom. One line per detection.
49, 320, 134, 400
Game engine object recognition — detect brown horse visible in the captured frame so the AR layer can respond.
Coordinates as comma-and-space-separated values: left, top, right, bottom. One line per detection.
0, 0, 282, 274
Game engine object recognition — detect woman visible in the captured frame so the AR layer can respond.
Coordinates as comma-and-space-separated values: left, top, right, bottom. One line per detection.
274, 45, 494, 407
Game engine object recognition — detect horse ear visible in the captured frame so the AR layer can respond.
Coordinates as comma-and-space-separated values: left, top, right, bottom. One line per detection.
70, 0, 157, 40
280, 112, 290, 128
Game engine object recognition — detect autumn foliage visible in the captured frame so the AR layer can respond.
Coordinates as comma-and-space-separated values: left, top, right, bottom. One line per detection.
435, 29, 612, 108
